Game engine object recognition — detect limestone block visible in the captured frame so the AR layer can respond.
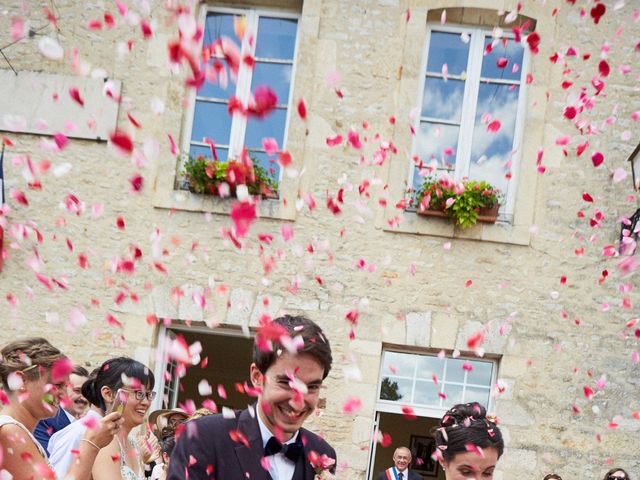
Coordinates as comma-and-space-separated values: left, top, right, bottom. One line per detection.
338, 444, 369, 471
351, 416, 374, 445
431, 315, 458, 350
249, 293, 284, 327
497, 448, 537, 473
349, 339, 382, 357
151, 285, 178, 320
283, 295, 320, 312
177, 283, 205, 322
495, 400, 535, 427
456, 320, 508, 355
380, 314, 405, 344
406, 311, 431, 347
203, 285, 230, 328
111, 292, 153, 316
499, 356, 531, 378
225, 288, 256, 331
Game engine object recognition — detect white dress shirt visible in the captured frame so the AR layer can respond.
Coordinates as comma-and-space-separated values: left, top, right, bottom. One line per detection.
48, 409, 102, 478
257, 414, 299, 480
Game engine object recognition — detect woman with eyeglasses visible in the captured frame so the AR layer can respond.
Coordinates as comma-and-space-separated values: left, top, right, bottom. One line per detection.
0, 338, 121, 480
434, 402, 504, 480
603, 468, 631, 480
48, 356, 156, 480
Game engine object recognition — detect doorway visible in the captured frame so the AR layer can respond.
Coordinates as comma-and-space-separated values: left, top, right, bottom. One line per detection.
371, 412, 443, 480
155, 325, 255, 412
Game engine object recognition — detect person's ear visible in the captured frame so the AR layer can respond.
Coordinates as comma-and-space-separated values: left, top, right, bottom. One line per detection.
101, 385, 115, 404
250, 363, 264, 388
14, 371, 28, 392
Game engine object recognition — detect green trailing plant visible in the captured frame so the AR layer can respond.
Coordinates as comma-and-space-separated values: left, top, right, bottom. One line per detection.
415, 175, 502, 228
183, 154, 278, 197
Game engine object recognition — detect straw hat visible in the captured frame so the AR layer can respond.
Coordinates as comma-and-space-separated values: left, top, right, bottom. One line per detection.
148, 408, 189, 431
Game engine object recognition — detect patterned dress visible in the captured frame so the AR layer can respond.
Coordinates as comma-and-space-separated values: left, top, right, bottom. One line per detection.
119, 434, 145, 480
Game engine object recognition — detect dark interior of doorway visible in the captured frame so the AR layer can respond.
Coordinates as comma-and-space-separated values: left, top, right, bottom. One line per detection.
175, 329, 254, 411
372, 412, 443, 480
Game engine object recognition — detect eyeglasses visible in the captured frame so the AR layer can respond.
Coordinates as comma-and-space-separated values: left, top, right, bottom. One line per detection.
126, 389, 157, 401
608, 476, 627, 480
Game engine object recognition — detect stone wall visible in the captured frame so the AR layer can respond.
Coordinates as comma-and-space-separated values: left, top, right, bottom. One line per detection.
0, 0, 638, 478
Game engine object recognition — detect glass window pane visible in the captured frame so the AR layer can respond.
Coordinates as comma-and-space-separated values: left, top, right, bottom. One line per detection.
422, 77, 465, 122
481, 36, 524, 81
415, 122, 459, 169
464, 386, 490, 407
414, 380, 440, 406
251, 62, 292, 105
468, 83, 520, 198
379, 377, 412, 402
382, 352, 416, 378
191, 101, 232, 146
248, 150, 279, 181
442, 384, 463, 407
444, 358, 466, 384
189, 144, 228, 162
244, 108, 287, 149
199, 60, 235, 99
416, 355, 445, 380
256, 17, 298, 59
466, 361, 493, 386
204, 13, 239, 45
426, 31, 470, 76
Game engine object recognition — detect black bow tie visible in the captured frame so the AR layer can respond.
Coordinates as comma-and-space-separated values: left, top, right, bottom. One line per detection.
264, 436, 304, 462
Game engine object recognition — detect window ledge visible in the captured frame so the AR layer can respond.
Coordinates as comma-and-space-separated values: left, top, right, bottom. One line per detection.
383, 210, 531, 246
152, 188, 297, 221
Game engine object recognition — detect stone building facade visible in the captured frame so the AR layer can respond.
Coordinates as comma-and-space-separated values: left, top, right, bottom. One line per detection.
0, 0, 639, 479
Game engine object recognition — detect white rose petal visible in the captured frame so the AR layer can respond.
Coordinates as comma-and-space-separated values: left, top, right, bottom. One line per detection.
38, 36, 64, 60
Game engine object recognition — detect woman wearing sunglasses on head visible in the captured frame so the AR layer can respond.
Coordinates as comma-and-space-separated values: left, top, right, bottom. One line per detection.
434, 402, 504, 480
0, 338, 121, 480
48, 356, 156, 480
603, 468, 631, 480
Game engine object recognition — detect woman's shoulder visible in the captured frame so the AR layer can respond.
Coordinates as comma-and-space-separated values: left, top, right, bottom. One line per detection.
0, 416, 30, 439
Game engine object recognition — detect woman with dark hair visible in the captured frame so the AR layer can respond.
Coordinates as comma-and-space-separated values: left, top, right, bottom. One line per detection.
603, 468, 631, 480
48, 356, 156, 480
434, 402, 504, 480
0, 338, 120, 480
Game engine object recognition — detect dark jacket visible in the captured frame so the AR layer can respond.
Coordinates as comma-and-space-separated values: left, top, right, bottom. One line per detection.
168, 406, 336, 480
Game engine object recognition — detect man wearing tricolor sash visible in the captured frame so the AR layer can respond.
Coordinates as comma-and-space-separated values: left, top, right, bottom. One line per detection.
378, 446, 422, 480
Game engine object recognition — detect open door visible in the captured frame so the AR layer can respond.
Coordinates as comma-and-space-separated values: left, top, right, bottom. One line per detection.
155, 325, 254, 412
370, 412, 443, 480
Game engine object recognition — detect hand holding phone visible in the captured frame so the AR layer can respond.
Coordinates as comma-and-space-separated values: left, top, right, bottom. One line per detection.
110, 388, 130, 414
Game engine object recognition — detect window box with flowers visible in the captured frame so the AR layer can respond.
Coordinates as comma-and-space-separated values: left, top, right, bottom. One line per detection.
415, 174, 503, 229
183, 151, 278, 199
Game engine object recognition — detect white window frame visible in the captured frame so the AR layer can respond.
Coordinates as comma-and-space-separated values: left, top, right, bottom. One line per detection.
375, 349, 498, 418
410, 24, 531, 222
179, 6, 302, 186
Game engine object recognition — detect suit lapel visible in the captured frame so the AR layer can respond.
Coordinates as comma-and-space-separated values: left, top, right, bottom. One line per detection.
295, 429, 316, 480
234, 408, 269, 480
55, 408, 71, 430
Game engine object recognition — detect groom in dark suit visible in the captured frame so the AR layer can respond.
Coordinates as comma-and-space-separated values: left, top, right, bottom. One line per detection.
169, 315, 336, 480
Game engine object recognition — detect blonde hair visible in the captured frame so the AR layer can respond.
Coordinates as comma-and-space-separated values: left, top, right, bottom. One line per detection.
0, 337, 65, 386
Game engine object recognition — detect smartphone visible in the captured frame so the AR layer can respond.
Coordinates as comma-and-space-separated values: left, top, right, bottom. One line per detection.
110, 388, 130, 414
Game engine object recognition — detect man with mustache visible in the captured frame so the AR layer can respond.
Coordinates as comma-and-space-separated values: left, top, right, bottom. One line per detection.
34, 364, 90, 453
169, 315, 337, 480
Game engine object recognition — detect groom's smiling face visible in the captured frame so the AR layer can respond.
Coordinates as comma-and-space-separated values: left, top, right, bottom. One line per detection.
251, 352, 324, 441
